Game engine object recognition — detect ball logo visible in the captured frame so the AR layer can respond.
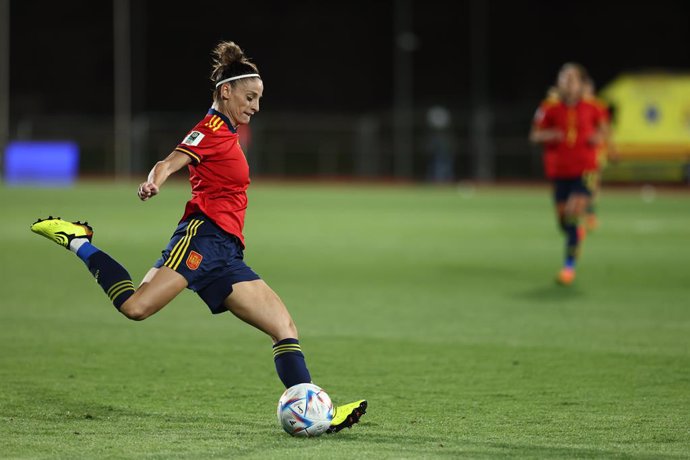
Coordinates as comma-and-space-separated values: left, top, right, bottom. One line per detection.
186, 251, 203, 270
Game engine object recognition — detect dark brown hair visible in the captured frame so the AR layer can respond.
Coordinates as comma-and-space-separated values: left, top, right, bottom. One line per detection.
559, 62, 590, 83
210, 41, 260, 99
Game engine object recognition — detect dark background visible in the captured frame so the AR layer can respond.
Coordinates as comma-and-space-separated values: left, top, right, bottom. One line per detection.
6, 0, 690, 180
12, 0, 690, 116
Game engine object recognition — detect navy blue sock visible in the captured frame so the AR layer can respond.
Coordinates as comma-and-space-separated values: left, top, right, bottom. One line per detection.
76, 242, 135, 310
273, 338, 311, 388
564, 220, 579, 269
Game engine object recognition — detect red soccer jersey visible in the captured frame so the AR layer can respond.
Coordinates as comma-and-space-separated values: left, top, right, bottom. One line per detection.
174, 109, 250, 246
585, 96, 611, 157
533, 99, 605, 179
588, 96, 610, 124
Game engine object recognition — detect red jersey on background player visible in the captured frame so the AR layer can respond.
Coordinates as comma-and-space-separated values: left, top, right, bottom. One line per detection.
530, 63, 608, 285
533, 90, 605, 180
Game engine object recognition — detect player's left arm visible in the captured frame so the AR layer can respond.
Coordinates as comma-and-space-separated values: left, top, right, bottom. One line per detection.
588, 103, 610, 146
589, 120, 609, 146
138, 151, 192, 201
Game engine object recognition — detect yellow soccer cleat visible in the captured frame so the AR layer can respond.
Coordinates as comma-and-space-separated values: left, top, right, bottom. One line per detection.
556, 267, 575, 286
326, 400, 367, 434
31, 216, 93, 249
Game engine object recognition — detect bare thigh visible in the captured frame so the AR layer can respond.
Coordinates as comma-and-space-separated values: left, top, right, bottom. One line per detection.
223, 279, 298, 343
566, 193, 590, 218
119, 267, 187, 321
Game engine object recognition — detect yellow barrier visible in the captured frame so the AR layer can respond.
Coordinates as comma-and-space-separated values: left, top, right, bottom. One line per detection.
600, 73, 690, 181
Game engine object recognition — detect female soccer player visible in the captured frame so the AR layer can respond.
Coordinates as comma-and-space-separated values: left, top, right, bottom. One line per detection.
530, 63, 608, 285
31, 41, 366, 433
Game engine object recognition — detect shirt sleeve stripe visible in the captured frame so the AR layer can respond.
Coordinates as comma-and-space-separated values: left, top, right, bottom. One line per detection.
175, 146, 201, 164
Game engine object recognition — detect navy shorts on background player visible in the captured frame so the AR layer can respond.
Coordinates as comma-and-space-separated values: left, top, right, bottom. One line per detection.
553, 175, 594, 203
154, 214, 260, 314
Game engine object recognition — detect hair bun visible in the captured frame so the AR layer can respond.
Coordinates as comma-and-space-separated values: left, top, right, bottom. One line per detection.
210, 41, 259, 89
213, 41, 245, 67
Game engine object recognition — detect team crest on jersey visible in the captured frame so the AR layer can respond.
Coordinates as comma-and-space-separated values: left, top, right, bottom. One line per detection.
182, 131, 205, 146
186, 251, 203, 270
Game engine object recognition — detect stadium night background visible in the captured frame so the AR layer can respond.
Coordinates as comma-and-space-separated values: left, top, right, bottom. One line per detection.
1, 0, 689, 458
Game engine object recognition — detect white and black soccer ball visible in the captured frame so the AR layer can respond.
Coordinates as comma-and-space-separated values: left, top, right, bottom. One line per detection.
277, 383, 333, 437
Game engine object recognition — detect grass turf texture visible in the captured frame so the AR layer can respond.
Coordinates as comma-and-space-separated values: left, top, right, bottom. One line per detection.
1, 181, 689, 459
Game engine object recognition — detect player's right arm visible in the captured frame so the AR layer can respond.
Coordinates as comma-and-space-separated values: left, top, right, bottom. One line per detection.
529, 101, 564, 144
530, 127, 564, 144
138, 150, 192, 201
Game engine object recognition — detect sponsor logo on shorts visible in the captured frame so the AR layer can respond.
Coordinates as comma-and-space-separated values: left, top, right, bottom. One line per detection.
182, 131, 204, 146
186, 251, 203, 270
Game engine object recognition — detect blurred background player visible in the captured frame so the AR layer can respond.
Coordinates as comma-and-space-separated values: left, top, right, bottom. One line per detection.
530, 63, 608, 285
30, 41, 366, 433
425, 105, 455, 183
582, 77, 612, 231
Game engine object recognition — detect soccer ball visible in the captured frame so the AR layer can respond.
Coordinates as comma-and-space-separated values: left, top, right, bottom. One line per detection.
277, 383, 333, 437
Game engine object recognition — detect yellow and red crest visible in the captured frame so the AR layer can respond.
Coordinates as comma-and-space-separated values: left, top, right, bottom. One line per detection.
186, 251, 203, 270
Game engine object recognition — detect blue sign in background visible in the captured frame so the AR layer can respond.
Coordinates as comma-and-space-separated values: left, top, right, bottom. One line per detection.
4, 141, 79, 186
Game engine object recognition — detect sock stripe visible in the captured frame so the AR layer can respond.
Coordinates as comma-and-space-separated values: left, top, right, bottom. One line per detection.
273, 345, 303, 358
273, 347, 302, 355
273, 344, 302, 352
273, 343, 302, 350
111, 286, 135, 303
165, 219, 203, 271
272, 338, 311, 387
109, 283, 135, 301
107, 279, 134, 298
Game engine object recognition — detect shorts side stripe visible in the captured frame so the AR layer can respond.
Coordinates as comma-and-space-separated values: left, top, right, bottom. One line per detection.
163, 221, 192, 270
164, 219, 202, 270
166, 219, 203, 271
164, 219, 201, 270
170, 220, 203, 270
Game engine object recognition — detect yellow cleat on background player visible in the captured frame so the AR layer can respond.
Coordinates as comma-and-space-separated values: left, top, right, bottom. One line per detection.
31, 217, 93, 249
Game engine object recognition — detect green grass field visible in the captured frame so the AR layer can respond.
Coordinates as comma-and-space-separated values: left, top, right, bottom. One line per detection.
1, 181, 689, 459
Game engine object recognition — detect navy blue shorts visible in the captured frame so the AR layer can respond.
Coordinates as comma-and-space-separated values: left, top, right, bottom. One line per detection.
553, 173, 595, 203
154, 214, 260, 314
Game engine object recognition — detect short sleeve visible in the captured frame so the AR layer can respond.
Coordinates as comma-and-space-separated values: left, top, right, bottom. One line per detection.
596, 100, 610, 124
533, 102, 554, 129
175, 122, 225, 165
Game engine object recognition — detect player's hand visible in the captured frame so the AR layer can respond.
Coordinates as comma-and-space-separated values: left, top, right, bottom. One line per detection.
549, 130, 564, 141
541, 129, 563, 142
138, 182, 159, 201
607, 146, 621, 164
588, 133, 604, 145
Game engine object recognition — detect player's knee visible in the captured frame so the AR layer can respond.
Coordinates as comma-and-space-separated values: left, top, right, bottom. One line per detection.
275, 316, 298, 341
119, 299, 151, 321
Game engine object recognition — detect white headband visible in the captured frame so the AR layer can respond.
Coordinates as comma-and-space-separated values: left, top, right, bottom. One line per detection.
215, 73, 261, 87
